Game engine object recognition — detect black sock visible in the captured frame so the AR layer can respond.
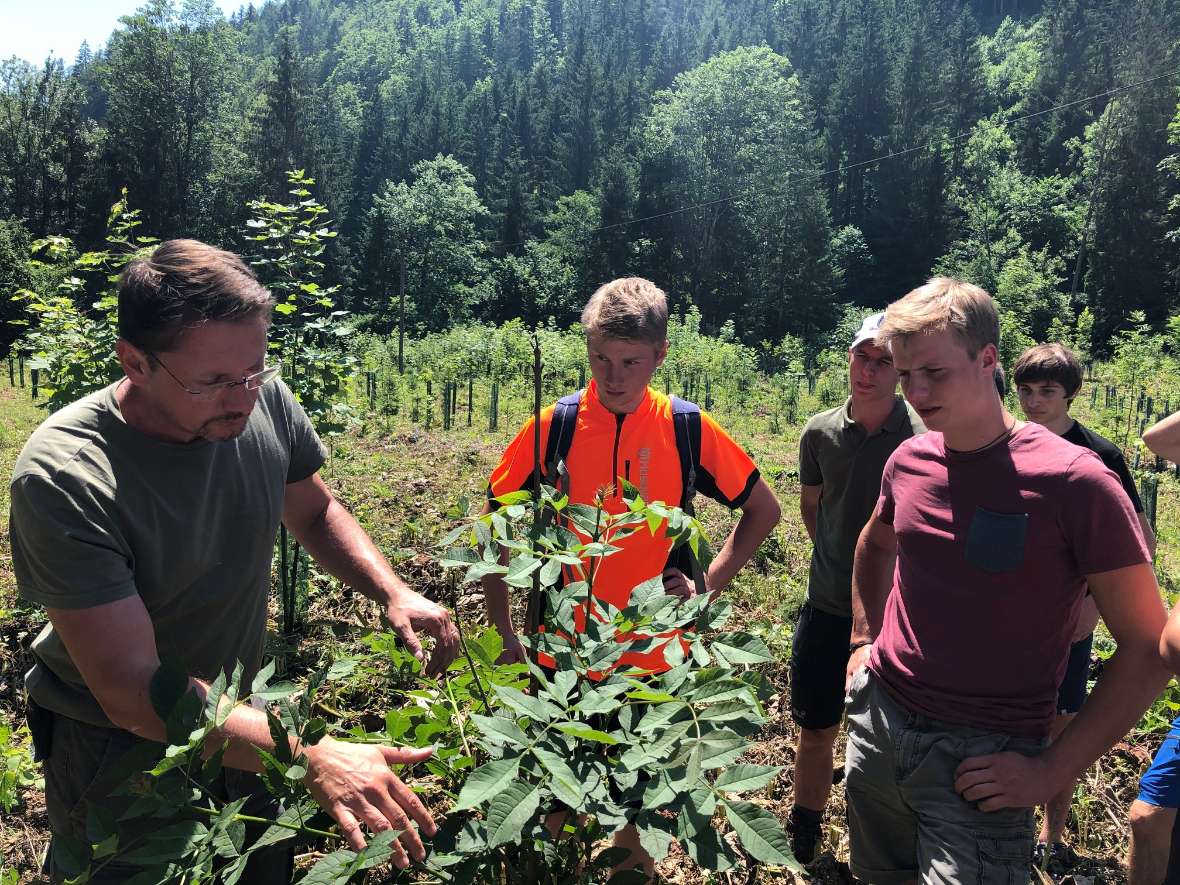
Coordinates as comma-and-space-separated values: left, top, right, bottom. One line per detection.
791, 805, 823, 830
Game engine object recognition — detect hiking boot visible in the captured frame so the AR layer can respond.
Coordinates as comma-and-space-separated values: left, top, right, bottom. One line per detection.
789, 806, 823, 866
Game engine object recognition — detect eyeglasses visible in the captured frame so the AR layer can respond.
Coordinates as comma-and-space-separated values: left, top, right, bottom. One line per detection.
148, 352, 282, 396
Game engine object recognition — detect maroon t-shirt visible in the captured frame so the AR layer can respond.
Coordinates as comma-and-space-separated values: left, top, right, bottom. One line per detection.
867, 422, 1149, 737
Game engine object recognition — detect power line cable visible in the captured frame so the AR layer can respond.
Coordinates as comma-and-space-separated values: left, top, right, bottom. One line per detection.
492, 65, 1180, 249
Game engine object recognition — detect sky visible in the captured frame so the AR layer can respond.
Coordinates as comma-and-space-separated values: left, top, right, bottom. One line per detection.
1, 0, 234, 68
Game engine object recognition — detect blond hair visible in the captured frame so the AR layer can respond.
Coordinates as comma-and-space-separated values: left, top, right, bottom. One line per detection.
877, 277, 999, 358
581, 278, 669, 344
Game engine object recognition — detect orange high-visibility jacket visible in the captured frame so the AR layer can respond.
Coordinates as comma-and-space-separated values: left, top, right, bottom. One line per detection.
488, 379, 760, 673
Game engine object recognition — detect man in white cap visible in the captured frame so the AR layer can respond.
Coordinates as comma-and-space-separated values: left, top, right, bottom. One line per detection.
788, 311, 925, 863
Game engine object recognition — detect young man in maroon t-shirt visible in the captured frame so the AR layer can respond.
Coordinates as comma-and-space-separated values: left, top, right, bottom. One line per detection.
843, 277, 1169, 884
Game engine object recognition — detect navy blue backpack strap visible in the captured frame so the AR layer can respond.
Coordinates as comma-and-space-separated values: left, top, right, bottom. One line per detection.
668, 395, 706, 596
543, 390, 583, 491
669, 396, 702, 514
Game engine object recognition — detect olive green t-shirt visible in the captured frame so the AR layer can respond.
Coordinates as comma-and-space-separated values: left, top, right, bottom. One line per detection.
798, 396, 924, 618
12, 379, 327, 727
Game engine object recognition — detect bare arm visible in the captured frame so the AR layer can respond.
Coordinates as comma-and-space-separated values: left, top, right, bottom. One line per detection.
703, 478, 782, 598
47, 597, 435, 862
850, 508, 896, 645
1144, 412, 1180, 462
1161, 599, 1180, 675
846, 508, 897, 688
800, 483, 822, 543
956, 562, 1169, 810
283, 473, 458, 675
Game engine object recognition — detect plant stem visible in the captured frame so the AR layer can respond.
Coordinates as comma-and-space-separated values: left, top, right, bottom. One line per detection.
449, 573, 493, 715
191, 804, 342, 841
442, 678, 474, 760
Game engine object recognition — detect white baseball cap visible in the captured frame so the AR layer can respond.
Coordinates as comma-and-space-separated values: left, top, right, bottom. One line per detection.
850, 312, 886, 350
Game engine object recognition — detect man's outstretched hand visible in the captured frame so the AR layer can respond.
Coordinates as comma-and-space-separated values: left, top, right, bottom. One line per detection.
303, 737, 437, 865
383, 586, 460, 677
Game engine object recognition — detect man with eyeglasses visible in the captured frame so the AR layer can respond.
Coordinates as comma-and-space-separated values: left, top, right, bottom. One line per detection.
11, 239, 459, 882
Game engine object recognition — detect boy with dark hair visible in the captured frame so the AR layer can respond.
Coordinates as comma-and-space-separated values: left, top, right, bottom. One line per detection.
789, 311, 924, 863
1013, 342, 1156, 869
844, 278, 1168, 885
482, 277, 781, 875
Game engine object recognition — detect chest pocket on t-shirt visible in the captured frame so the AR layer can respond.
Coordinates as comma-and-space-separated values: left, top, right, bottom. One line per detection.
965, 507, 1029, 573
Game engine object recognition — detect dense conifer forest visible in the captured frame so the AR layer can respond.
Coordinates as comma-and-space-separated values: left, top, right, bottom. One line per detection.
1, 0, 1178, 354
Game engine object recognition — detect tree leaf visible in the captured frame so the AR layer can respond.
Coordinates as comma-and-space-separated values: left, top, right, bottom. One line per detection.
555, 723, 620, 744
484, 781, 540, 847
452, 757, 519, 811
698, 732, 748, 769
252, 800, 318, 850
267, 709, 293, 764
540, 556, 563, 587
465, 561, 508, 582
724, 800, 799, 868
710, 632, 773, 665
471, 713, 529, 748
714, 764, 780, 793
503, 554, 542, 588
149, 655, 189, 720
678, 818, 735, 871
543, 669, 578, 706
298, 847, 361, 884
685, 678, 751, 705
633, 814, 677, 863
120, 821, 207, 864
575, 688, 624, 716
697, 700, 759, 723
532, 746, 583, 808
492, 683, 559, 722
204, 669, 227, 728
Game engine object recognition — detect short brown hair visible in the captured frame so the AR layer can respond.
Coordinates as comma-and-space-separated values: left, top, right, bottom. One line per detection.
877, 277, 999, 359
118, 239, 274, 353
581, 278, 668, 344
1012, 343, 1083, 400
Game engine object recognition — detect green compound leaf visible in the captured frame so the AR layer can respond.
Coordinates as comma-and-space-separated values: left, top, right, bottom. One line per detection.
492, 683, 560, 723
452, 757, 519, 812
698, 732, 748, 769
253, 800, 318, 850
532, 745, 584, 808
149, 655, 189, 719
697, 700, 760, 723
724, 800, 800, 868
575, 687, 624, 716
710, 632, 773, 665
555, 723, 620, 745
503, 554, 542, 588
485, 781, 540, 847
298, 848, 359, 884
714, 764, 780, 793
634, 814, 677, 863
471, 714, 529, 748
120, 821, 208, 864
678, 818, 736, 872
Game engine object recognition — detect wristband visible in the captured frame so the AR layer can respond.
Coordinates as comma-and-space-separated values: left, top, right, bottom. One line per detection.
848, 639, 872, 653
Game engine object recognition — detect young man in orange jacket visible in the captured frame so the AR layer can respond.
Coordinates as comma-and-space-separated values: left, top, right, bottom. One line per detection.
481, 277, 781, 876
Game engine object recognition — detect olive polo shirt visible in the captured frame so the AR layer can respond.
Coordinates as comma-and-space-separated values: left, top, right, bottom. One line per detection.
798, 396, 924, 617
11, 378, 327, 727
